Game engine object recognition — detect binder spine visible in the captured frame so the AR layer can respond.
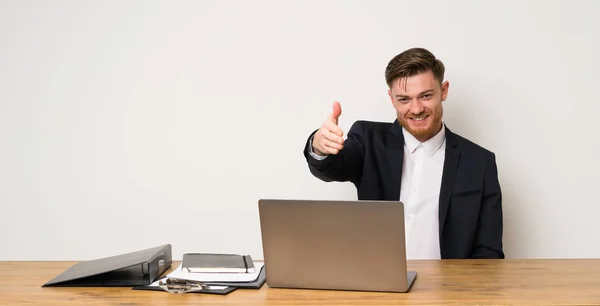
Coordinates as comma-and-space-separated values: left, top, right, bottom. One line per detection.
147, 245, 172, 282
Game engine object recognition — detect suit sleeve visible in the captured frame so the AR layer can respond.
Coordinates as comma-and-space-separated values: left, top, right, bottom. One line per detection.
470, 153, 505, 259
303, 121, 365, 186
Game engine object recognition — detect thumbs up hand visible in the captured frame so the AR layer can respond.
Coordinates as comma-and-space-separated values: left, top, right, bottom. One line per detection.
312, 101, 345, 156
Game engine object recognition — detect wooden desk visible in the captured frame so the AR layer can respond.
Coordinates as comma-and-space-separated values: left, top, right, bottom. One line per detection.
1, 259, 599, 305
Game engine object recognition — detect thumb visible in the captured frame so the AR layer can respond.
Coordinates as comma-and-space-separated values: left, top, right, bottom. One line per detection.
329, 101, 342, 124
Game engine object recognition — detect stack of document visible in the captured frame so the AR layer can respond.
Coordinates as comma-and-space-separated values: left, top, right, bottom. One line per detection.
133, 260, 266, 295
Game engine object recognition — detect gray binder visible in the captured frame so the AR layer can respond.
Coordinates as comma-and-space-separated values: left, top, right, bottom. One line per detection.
42, 244, 172, 287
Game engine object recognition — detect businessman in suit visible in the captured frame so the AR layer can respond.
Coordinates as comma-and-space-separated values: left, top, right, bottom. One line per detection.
303, 48, 504, 260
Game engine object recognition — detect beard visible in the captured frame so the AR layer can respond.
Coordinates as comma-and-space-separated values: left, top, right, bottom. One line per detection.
398, 105, 443, 141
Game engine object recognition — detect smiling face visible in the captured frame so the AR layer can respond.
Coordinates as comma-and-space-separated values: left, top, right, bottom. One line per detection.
388, 70, 449, 142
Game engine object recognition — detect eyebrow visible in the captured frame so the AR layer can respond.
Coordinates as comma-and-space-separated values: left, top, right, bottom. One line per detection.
395, 89, 434, 98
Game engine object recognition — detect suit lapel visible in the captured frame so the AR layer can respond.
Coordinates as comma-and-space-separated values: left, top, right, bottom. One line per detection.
385, 121, 404, 201
439, 128, 460, 238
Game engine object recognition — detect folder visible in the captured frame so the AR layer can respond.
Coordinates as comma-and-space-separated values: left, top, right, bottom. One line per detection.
42, 244, 172, 287
132, 263, 266, 294
133, 278, 238, 295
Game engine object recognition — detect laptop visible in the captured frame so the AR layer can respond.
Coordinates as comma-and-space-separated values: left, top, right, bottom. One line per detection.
258, 199, 417, 293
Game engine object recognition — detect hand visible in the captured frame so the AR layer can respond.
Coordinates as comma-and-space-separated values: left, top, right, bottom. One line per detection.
312, 101, 344, 156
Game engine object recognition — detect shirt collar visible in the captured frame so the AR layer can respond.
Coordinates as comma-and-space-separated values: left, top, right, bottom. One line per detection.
402, 123, 446, 156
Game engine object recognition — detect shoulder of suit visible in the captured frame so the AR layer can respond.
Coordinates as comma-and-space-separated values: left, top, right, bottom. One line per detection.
449, 131, 494, 156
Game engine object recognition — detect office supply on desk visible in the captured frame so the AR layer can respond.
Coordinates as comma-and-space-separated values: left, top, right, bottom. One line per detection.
258, 199, 417, 293
133, 261, 266, 294
133, 276, 237, 295
167, 262, 265, 285
42, 244, 172, 287
182, 253, 255, 273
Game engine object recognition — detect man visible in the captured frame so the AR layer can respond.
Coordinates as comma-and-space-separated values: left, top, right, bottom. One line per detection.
303, 48, 504, 260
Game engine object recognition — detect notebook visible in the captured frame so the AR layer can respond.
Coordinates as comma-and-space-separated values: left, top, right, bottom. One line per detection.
182, 253, 255, 273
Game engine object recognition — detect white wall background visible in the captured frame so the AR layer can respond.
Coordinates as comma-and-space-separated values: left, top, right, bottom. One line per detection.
1, 0, 599, 261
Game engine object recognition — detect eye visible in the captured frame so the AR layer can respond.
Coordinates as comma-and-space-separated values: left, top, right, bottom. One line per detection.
421, 94, 432, 100
398, 98, 409, 103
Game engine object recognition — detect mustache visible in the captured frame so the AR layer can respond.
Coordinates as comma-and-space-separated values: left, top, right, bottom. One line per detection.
406, 111, 431, 119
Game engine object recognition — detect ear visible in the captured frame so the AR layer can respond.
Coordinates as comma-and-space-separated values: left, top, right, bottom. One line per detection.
441, 81, 449, 101
388, 89, 395, 105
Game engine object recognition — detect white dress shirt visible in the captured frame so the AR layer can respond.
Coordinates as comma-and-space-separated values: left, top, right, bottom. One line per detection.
401, 125, 445, 260
308, 124, 446, 259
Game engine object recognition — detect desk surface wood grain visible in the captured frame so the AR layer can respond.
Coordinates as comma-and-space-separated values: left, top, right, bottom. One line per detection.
1, 259, 600, 305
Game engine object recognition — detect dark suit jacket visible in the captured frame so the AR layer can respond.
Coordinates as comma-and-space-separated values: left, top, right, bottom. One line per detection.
303, 120, 504, 259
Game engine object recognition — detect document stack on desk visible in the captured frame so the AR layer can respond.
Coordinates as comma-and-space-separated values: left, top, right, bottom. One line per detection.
134, 253, 266, 295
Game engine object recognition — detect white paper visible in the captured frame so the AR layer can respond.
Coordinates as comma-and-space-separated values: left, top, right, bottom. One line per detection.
166, 262, 264, 283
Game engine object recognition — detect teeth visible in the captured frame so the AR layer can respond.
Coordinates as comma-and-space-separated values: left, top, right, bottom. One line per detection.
413, 117, 426, 121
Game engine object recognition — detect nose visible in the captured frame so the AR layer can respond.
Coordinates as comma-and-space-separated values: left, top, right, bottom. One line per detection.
410, 99, 425, 114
